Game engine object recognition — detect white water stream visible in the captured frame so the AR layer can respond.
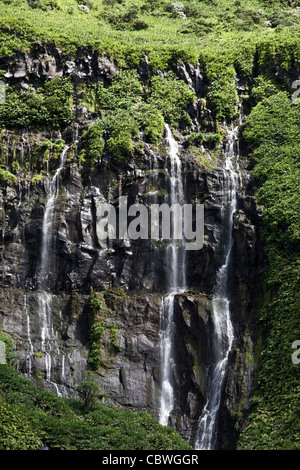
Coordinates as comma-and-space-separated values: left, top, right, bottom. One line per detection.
159, 125, 186, 425
24, 294, 33, 377
39, 145, 69, 286
195, 126, 239, 450
36, 145, 69, 395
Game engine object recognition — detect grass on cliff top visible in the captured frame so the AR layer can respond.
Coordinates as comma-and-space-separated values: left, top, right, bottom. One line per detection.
0, 364, 191, 450
1, 0, 300, 68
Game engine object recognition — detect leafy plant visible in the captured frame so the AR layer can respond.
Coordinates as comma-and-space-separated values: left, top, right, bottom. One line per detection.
0, 167, 17, 186
0, 365, 191, 450
76, 371, 102, 407
88, 321, 120, 370
148, 71, 195, 127
0, 78, 73, 129
27, 0, 60, 10
0, 330, 16, 366
238, 90, 300, 450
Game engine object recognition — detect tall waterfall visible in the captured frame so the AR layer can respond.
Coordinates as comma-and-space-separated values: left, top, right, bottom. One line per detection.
159, 125, 186, 426
36, 145, 69, 394
39, 145, 69, 287
24, 294, 33, 377
195, 127, 238, 450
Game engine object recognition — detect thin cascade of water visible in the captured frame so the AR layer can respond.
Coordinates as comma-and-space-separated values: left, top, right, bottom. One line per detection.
5, 130, 10, 167
159, 125, 186, 426
36, 145, 69, 394
39, 291, 53, 381
195, 126, 239, 450
62, 354, 65, 381
159, 292, 176, 426
39, 145, 69, 288
164, 124, 186, 290
73, 123, 79, 160
24, 294, 34, 377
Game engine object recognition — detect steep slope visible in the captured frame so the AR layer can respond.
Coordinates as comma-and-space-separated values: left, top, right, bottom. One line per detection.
0, 0, 299, 451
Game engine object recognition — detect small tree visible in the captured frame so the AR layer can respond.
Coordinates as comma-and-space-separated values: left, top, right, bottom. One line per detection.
76, 371, 102, 407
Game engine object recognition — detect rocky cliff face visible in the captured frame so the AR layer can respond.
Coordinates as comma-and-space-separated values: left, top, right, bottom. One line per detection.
0, 49, 264, 449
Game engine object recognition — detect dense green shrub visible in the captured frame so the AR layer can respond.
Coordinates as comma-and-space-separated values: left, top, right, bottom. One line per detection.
244, 92, 300, 247
205, 132, 223, 149
28, 0, 59, 10
187, 132, 205, 146
0, 365, 191, 450
238, 90, 300, 450
79, 121, 105, 164
0, 78, 73, 129
96, 70, 143, 110
80, 76, 164, 165
0, 330, 16, 366
74, 0, 95, 9
183, 2, 202, 18
180, 18, 217, 35
148, 71, 195, 127
186, 131, 223, 149
0, 167, 17, 186
76, 371, 102, 407
104, 6, 148, 30
88, 319, 120, 371
0, 400, 42, 450
206, 66, 238, 121
234, 7, 262, 25
130, 19, 149, 30
104, 108, 138, 163
132, 102, 164, 144
251, 75, 281, 103
267, 8, 300, 27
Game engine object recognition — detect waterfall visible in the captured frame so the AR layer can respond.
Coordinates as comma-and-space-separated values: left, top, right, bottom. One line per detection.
39, 145, 69, 287
159, 292, 176, 426
159, 125, 186, 426
195, 126, 238, 450
24, 294, 34, 377
39, 291, 53, 382
36, 145, 69, 394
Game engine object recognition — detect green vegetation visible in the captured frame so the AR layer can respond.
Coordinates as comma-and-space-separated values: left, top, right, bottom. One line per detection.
0, 0, 299, 451
0, 1, 300, 124
0, 330, 16, 367
75, 371, 103, 407
31, 174, 44, 185
1, 0, 300, 168
87, 288, 120, 370
0, 78, 73, 129
78, 69, 168, 165
88, 321, 120, 370
0, 167, 17, 186
148, 71, 195, 126
237, 91, 300, 450
0, 364, 191, 450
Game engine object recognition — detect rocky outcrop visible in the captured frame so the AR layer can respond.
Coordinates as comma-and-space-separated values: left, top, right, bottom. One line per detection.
2, 45, 118, 86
